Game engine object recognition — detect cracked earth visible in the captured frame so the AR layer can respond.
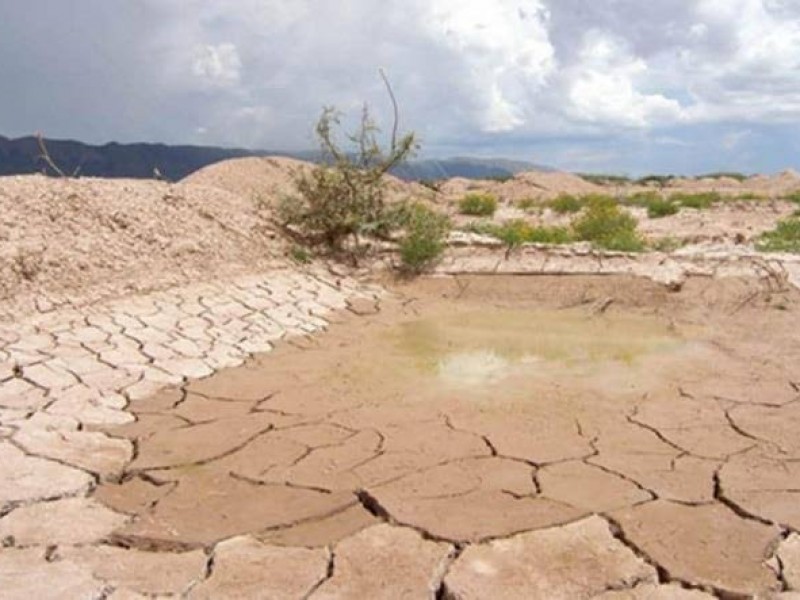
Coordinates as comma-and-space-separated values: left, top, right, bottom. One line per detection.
2, 266, 800, 599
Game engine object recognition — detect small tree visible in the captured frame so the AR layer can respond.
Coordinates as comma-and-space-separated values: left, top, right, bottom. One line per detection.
279, 72, 417, 258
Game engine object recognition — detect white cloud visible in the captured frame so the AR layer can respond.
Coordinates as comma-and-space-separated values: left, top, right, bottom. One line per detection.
192, 43, 242, 87
3, 0, 800, 173
564, 31, 683, 128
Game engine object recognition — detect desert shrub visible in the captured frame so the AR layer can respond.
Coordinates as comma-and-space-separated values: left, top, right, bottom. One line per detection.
496, 220, 571, 248
669, 192, 720, 210
516, 197, 540, 212
278, 101, 416, 255
756, 218, 800, 253
578, 173, 631, 186
697, 172, 748, 182
646, 198, 679, 219
289, 245, 313, 264
636, 174, 676, 187
650, 237, 683, 252
397, 203, 451, 273
734, 192, 764, 201
622, 191, 661, 207
548, 194, 585, 214
783, 191, 800, 204
621, 192, 678, 218
571, 196, 644, 252
459, 193, 498, 216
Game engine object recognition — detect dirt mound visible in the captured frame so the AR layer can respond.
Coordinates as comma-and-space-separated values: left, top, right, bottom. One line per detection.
183, 156, 431, 209
437, 170, 604, 204
0, 175, 288, 318
183, 156, 311, 203
502, 171, 604, 199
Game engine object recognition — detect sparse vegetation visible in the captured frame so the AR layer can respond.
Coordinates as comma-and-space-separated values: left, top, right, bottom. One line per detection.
278, 73, 416, 261
734, 192, 764, 201
697, 172, 748, 182
397, 202, 451, 273
645, 198, 679, 219
578, 174, 631, 186
636, 175, 676, 187
548, 194, 585, 214
756, 217, 800, 253
650, 237, 683, 252
516, 197, 540, 213
783, 191, 800, 205
621, 191, 678, 218
463, 220, 571, 248
669, 191, 720, 210
459, 193, 498, 216
289, 245, 313, 264
571, 196, 645, 252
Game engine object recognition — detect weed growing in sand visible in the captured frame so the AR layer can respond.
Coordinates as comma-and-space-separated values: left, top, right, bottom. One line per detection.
636, 174, 676, 187
289, 245, 313, 265
783, 191, 800, 205
578, 174, 631, 186
465, 220, 571, 248
645, 198, 679, 219
621, 191, 677, 217
459, 193, 498, 217
571, 196, 644, 252
516, 197, 541, 213
397, 202, 451, 273
650, 236, 683, 252
756, 217, 800, 253
669, 192, 720, 210
548, 194, 585, 214
697, 172, 748, 182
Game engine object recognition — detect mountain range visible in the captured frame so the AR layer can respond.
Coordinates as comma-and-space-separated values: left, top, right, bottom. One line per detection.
0, 135, 549, 182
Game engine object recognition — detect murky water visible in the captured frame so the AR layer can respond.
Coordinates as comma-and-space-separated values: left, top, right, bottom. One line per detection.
392, 308, 688, 387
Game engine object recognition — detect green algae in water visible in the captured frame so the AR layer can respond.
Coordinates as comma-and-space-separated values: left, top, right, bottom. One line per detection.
393, 308, 685, 385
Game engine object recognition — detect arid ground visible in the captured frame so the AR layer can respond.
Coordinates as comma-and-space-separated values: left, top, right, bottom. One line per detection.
1, 159, 800, 598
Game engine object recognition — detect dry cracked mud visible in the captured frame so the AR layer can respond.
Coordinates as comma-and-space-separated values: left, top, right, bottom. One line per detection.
2, 270, 800, 598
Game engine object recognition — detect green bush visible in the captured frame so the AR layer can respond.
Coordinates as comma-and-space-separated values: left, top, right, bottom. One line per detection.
571, 196, 644, 252
398, 203, 451, 273
516, 197, 540, 212
650, 237, 683, 252
548, 194, 584, 214
697, 172, 748, 182
669, 192, 720, 209
459, 193, 498, 216
278, 102, 416, 255
783, 191, 800, 205
756, 218, 800, 253
578, 174, 631, 186
622, 191, 661, 207
463, 220, 571, 248
494, 220, 572, 248
646, 199, 679, 219
636, 174, 676, 187
289, 245, 313, 264
621, 192, 678, 218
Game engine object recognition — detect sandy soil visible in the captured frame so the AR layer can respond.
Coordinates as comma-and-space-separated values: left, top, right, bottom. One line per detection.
99, 274, 800, 597
0, 174, 291, 319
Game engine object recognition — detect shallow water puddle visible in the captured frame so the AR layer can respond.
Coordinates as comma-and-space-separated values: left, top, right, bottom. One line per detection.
393, 308, 687, 387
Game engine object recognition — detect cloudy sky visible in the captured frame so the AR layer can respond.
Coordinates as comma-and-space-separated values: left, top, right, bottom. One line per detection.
2, 0, 800, 174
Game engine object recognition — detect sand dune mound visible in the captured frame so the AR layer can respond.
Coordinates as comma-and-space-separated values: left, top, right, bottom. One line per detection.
437, 170, 604, 203
502, 171, 604, 199
184, 156, 430, 208
183, 156, 311, 203
0, 175, 288, 318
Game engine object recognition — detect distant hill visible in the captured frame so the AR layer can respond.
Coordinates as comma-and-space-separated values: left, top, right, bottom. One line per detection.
0, 135, 550, 182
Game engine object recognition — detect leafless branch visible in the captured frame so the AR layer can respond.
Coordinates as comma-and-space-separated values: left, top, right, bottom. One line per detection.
379, 68, 399, 153
35, 132, 68, 178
